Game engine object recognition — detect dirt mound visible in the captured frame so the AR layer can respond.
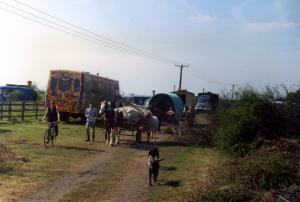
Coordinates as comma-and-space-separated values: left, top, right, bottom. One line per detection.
175, 126, 213, 146
0, 143, 30, 162
256, 138, 300, 155
258, 185, 300, 202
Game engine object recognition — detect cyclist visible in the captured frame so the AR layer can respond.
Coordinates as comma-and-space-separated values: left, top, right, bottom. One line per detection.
85, 103, 98, 142
42, 101, 60, 142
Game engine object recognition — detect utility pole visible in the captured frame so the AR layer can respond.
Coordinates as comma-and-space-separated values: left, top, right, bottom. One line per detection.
152, 90, 156, 96
175, 64, 189, 90
231, 84, 236, 100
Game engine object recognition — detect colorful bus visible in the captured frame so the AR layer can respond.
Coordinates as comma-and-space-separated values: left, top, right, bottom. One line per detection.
46, 70, 119, 121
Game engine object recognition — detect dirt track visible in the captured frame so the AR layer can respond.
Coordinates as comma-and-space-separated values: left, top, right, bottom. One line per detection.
19, 134, 153, 202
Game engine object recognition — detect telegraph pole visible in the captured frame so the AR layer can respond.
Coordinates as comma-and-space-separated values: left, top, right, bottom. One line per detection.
231, 84, 236, 100
152, 90, 156, 96
175, 64, 189, 90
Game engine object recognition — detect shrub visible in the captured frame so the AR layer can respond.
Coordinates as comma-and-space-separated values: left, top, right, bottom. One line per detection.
188, 149, 298, 201
240, 150, 297, 190
195, 186, 252, 202
215, 86, 298, 155
7, 90, 23, 102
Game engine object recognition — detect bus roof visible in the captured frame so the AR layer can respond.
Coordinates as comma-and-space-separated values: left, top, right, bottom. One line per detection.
50, 69, 118, 83
0, 86, 32, 90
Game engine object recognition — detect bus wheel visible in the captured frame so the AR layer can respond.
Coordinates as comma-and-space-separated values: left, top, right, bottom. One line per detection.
60, 113, 69, 122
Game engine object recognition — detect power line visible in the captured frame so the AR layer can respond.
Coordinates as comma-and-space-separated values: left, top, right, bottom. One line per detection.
191, 67, 232, 86
14, 0, 177, 64
0, 1, 176, 64
0, 6, 174, 63
186, 65, 240, 93
0, 1, 237, 88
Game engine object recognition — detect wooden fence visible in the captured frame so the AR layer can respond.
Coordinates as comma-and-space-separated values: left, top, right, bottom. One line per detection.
0, 101, 45, 121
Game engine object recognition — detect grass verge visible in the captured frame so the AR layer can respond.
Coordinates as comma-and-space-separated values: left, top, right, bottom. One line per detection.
0, 119, 106, 200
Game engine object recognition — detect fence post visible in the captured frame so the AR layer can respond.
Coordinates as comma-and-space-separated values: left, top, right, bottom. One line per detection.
21, 101, 25, 121
8, 101, 11, 120
35, 102, 38, 120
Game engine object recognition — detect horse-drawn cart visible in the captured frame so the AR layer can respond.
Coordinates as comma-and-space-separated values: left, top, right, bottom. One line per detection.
115, 105, 152, 143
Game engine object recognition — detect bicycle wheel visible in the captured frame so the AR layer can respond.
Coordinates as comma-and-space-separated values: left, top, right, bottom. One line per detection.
51, 128, 56, 147
44, 129, 51, 148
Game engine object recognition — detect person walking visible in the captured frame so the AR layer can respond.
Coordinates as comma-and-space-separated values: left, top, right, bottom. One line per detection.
85, 103, 98, 142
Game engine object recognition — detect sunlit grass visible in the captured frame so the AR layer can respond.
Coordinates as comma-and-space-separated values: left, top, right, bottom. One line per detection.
0, 119, 107, 199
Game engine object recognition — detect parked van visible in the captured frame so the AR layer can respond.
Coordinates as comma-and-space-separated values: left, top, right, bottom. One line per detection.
0, 85, 35, 102
195, 92, 219, 112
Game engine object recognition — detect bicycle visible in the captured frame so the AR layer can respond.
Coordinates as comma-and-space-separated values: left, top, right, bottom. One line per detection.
44, 121, 58, 148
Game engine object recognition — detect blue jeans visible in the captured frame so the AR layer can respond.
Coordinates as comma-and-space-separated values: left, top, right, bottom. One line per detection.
86, 121, 95, 140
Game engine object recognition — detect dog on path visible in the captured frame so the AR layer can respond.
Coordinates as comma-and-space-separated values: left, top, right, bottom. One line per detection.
148, 147, 163, 186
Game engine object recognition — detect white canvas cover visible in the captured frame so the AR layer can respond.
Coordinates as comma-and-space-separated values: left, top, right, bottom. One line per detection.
116, 105, 151, 122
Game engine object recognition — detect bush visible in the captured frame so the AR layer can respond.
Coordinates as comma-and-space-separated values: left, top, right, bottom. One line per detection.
195, 186, 252, 202
215, 86, 298, 155
241, 150, 297, 190
7, 90, 23, 102
188, 149, 298, 201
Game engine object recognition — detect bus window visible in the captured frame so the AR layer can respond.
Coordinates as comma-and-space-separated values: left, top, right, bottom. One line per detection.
101, 82, 104, 91
50, 77, 58, 96
73, 78, 80, 92
58, 78, 73, 92
104, 83, 107, 92
91, 80, 98, 94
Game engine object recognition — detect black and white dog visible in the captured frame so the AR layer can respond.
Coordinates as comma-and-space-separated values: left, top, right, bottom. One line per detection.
148, 147, 163, 186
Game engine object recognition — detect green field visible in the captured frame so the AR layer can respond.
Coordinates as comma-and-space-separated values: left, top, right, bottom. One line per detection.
0, 117, 225, 201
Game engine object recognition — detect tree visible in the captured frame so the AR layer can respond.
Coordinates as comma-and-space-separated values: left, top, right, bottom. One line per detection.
286, 89, 300, 104
30, 82, 45, 102
7, 90, 23, 102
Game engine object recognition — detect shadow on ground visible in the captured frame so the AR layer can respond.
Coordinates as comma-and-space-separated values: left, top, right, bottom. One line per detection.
160, 166, 177, 171
58, 145, 105, 152
127, 140, 187, 151
163, 180, 181, 187
0, 129, 11, 134
0, 163, 14, 174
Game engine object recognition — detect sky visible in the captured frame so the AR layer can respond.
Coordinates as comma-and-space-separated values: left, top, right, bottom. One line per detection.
0, 0, 299, 95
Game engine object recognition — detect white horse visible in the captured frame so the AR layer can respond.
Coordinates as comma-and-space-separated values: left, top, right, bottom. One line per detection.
109, 109, 123, 146
108, 128, 120, 146
144, 115, 159, 143
165, 114, 181, 137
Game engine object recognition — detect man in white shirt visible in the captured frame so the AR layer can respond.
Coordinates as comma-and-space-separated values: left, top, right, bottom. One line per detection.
85, 103, 98, 142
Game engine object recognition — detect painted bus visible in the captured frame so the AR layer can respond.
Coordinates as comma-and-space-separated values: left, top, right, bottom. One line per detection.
46, 70, 119, 121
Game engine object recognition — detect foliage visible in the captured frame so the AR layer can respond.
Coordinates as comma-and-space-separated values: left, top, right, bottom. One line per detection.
192, 186, 252, 202
7, 90, 23, 102
241, 150, 297, 190
189, 148, 299, 201
286, 89, 300, 104
30, 82, 45, 101
215, 86, 298, 155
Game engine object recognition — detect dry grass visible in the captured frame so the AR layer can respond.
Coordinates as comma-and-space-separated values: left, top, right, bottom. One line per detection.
0, 119, 107, 201
0, 116, 227, 202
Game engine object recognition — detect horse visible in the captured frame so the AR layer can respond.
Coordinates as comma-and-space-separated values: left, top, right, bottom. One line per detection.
99, 101, 121, 147
165, 112, 182, 137
144, 115, 159, 143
